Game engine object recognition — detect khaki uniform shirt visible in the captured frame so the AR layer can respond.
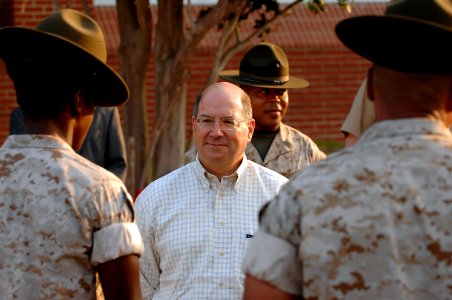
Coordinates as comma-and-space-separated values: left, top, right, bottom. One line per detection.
244, 119, 452, 299
341, 78, 376, 138
185, 123, 326, 178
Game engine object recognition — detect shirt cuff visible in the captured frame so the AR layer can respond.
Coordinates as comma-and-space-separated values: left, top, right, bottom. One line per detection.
91, 222, 144, 266
243, 229, 304, 296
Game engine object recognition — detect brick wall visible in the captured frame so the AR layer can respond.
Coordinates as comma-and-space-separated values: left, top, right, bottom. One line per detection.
0, 1, 380, 151
0, 60, 15, 138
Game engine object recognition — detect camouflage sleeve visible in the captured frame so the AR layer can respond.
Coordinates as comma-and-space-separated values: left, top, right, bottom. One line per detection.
310, 141, 327, 162
85, 183, 144, 265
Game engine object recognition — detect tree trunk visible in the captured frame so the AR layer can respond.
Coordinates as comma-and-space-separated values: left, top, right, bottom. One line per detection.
116, 0, 152, 194
153, 0, 187, 180
154, 81, 187, 178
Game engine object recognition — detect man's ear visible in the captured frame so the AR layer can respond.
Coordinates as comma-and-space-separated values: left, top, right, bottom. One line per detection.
446, 79, 452, 112
366, 67, 375, 101
69, 91, 83, 117
192, 115, 197, 131
71, 90, 94, 117
247, 119, 255, 142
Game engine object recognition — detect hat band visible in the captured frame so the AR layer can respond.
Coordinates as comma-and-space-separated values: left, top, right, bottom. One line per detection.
239, 71, 289, 86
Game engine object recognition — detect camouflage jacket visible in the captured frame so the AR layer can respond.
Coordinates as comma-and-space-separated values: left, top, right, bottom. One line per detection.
0, 135, 143, 299
244, 119, 452, 299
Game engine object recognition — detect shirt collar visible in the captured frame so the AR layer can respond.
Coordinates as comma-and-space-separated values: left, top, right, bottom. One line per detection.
361, 118, 452, 142
193, 154, 249, 193
4, 134, 75, 152
258, 123, 294, 162
277, 123, 291, 142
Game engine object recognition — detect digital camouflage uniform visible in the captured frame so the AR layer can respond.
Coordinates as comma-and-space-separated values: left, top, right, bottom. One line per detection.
0, 135, 143, 299
244, 119, 452, 299
185, 123, 326, 178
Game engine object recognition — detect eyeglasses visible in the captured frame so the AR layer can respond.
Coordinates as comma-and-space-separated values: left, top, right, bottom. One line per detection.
196, 116, 247, 131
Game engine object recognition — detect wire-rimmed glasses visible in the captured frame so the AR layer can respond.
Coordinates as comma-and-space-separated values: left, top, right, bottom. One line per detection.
196, 116, 246, 131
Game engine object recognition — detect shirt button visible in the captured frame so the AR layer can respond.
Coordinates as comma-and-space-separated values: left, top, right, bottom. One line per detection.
220, 251, 224, 256
219, 283, 224, 287
219, 191, 224, 197
220, 221, 225, 226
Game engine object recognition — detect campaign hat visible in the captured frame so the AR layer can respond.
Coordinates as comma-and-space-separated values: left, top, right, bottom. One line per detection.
0, 9, 129, 106
335, 0, 452, 74
219, 42, 309, 89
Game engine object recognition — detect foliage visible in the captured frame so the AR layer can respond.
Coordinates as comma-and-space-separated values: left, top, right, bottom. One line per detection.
308, 0, 352, 13
199, 0, 292, 38
315, 139, 345, 155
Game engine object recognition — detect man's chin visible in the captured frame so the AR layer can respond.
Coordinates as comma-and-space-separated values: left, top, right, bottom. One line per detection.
200, 146, 227, 157
262, 114, 281, 124
256, 122, 280, 132
199, 154, 228, 167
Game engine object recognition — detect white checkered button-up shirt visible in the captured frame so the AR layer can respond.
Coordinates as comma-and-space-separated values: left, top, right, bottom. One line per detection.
135, 155, 288, 299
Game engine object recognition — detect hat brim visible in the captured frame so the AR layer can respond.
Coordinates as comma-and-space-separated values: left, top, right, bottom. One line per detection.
219, 70, 309, 89
0, 27, 129, 106
336, 15, 452, 74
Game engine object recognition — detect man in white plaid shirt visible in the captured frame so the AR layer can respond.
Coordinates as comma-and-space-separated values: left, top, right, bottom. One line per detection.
135, 82, 288, 299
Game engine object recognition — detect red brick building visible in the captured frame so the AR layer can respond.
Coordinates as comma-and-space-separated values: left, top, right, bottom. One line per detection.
0, 0, 386, 151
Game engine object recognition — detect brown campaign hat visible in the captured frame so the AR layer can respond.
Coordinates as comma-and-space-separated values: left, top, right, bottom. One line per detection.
219, 42, 309, 89
0, 9, 129, 106
335, 0, 452, 74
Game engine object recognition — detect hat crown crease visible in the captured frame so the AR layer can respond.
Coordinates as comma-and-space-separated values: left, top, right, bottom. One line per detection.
36, 9, 107, 63
240, 43, 290, 81
386, 0, 452, 29
219, 42, 309, 88
335, 0, 452, 74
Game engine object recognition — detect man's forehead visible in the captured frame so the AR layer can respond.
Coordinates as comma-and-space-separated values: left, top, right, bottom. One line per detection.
199, 96, 241, 111
204, 83, 242, 96
202, 87, 241, 103
199, 94, 242, 116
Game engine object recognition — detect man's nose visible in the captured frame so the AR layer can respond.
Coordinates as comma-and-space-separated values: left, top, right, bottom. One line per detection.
268, 93, 281, 102
209, 120, 225, 136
